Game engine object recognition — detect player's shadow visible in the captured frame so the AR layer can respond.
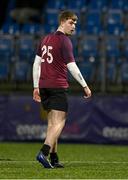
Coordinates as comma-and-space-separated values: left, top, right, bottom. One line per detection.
65, 161, 89, 167
0, 158, 13, 161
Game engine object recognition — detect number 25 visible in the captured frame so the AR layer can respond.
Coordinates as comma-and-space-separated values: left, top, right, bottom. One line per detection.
41, 45, 53, 64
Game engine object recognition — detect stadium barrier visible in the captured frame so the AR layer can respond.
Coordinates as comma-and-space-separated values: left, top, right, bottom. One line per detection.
0, 95, 128, 144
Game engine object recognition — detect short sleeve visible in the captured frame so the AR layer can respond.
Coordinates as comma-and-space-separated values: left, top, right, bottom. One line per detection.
62, 37, 75, 64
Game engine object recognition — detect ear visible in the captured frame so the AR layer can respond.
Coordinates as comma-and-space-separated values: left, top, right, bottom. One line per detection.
61, 19, 66, 26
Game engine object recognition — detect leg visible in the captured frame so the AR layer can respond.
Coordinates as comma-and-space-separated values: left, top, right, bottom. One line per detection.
44, 109, 66, 148
37, 88, 68, 168
45, 110, 66, 168
50, 139, 57, 153
37, 109, 66, 168
49, 139, 64, 168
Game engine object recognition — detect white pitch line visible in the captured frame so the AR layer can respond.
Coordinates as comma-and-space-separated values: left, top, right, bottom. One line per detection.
67, 161, 128, 164
0, 160, 128, 164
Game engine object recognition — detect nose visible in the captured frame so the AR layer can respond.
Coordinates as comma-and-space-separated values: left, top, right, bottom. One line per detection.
72, 24, 75, 30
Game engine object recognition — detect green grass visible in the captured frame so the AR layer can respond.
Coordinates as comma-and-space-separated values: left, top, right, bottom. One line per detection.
0, 143, 128, 179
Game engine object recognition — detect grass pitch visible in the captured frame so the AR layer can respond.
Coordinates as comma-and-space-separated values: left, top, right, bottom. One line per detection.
0, 143, 128, 179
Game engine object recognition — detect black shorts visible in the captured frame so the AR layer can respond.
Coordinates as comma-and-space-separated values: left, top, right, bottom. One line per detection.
39, 88, 68, 112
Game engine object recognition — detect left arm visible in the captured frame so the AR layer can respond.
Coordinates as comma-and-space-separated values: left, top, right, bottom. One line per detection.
67, 62, 91, 98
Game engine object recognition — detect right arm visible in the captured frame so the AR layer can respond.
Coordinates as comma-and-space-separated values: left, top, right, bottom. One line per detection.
33, 55, 41, 102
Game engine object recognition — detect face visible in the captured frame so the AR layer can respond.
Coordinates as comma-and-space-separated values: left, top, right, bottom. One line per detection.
61, 18, 77, 36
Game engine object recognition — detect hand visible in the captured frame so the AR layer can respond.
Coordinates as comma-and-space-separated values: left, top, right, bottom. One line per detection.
33, 88, 41, 102
83, 86, 92, 99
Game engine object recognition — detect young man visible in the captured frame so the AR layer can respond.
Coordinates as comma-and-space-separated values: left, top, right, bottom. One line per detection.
33, 10, 91, 169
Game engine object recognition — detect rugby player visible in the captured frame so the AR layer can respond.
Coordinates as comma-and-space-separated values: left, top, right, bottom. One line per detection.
33, 10, 91, 168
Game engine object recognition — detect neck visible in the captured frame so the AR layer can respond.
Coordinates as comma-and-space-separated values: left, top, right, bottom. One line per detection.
57, 26, 65, 34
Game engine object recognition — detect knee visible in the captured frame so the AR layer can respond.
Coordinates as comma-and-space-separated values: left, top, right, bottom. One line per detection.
49, 118, 66, 128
